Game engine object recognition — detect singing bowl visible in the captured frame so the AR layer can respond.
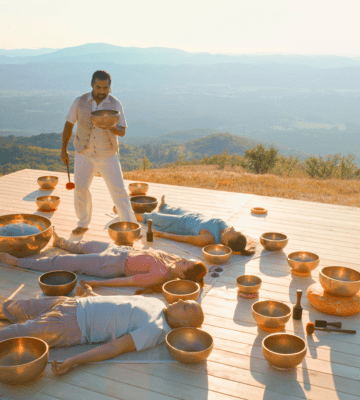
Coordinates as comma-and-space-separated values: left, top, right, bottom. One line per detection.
202, 244, 232, 265
36, 195, 61, 212
287, 251, 320, 276
108, 221, 141, 245
129, 182, 149, 196
0, 337, 49, 385
319, 266, 360, 297
0, 214, 53, 258
162, 280, 200, 304
260, 232, 288, 251
90, 109, 120, 129
236, 274, 262, 294
165, 327, 214, 364
130, 196, 158, 214
37, 175, 59, 190
39, 270, 77, 296
262, 333, 307, 370
252, 300, 291, 332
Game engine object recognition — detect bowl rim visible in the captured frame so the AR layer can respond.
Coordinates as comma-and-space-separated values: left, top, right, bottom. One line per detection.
129, 182, 149, 188
108, 221, 142, 231
36, 195, 61, 202
287, 251, 319, 262
251, 300, 292, 318
165, 327, 214, 354
37, 175, 59, 181
162, 279, 200, 296
90, 109, 120, 116
236, 274, 262, 286
202, 244, 232, 256
39, 270, 77, 287
320, 266, 360, 283
130, 195, 158, 204
0, 214, 52, 238
260, 232, 288, 242
262, 333, 307, 355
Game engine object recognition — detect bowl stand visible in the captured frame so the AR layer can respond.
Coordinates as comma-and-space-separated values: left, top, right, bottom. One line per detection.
257, 324, 286, 333
237, 290, 259, 299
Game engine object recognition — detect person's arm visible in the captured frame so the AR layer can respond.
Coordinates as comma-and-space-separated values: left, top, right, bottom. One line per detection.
84, 273, 166, 288
152, 230, 214, 247
60, 121, 74, 165
52, 333, 136, 375
108, 126, 126, 137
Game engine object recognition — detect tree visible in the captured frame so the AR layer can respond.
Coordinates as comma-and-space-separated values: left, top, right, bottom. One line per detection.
142, 156, 151, 171
305, 154, 341, 179
244, 145, 279, 174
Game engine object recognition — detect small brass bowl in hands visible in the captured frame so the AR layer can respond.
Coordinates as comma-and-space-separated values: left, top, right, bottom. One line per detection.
90, 109, 120, 129
262, 333, 307, 370
37, 175, 59, 190
0, 337, 49, 385
236, 275, 262, 294
39, 270, 77, 296
319, 266, 360, 297
165, 327, 214, 364
162, 280, 200, 304
0, 214, 53, 258
202, 244, 232, 265
287, 251, 320, 276
260, 232, 288, 251
108, 221, 141, 245
130, 196, 158, 214
129, 182, 149, 196
252, 300, 292, 332
35, 195, 61, 212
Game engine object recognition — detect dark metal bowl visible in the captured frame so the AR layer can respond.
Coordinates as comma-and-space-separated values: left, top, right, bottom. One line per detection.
37, 175, 59, 190
287, 251, 320, 276
252, 300, 291, 332
39, 270, 77, 296
36, 195, 61, 212
202, 244, 232, 265
108, 221, 141, 245
129, 182, 149, 196
260, 232, 288, 251
319, 266, 360, 297
162, 280, 200, 304
90, 109, 120, 129
130, 196, 158, 214
236, 274, 262, 294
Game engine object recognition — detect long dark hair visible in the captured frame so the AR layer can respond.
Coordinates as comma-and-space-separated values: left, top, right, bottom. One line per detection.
228, 233, 256, 256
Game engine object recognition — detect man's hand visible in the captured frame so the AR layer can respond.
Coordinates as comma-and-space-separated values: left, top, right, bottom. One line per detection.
76, 280, 97, 297
60, 149, 70, 165
52, 359, 74, 375
108, 126, 126, 137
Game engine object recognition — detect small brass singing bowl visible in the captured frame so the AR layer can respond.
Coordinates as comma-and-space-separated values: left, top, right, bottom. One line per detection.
90, 109, 120, 129
37, 175, 59, 190
39, 270, 77, 296
236, 275, 262, 294
165, 327, 214, 364
262, 333, 307, 370
260, 232, 288, 251
0, 337, 49, 385
252, 300, 291, 332
287, 251, 320, 276
108, 221, 141, 245
130, 196, 158, 214
319, 266, 360, 297
202, 244, 232, 265
35, 195, 60, 212
162, 280, 200, 304
129, 182, 149, 196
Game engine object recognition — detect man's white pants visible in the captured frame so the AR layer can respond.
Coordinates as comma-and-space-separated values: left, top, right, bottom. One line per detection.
74, 152, 136, 227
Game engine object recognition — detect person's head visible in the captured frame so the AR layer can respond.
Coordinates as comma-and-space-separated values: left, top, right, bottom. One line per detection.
164, 299, 204, 329
175, 259, 207, 288
221, 227, 247, 252
91, 70, 111, 102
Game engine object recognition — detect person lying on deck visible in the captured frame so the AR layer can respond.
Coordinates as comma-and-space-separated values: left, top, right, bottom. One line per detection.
0, 282, 204, 376
135, 196, 255, 255
0, 230, 207, 294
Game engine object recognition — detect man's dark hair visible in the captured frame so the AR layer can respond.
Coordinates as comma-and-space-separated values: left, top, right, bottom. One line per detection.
91, 70, 111, 86
228, 232, 247, 252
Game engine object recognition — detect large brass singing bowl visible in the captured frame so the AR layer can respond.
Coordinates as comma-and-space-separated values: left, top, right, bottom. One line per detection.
0, 337, 49, 385
162, 280, 200, 304
319, 266, 360, 297
287, 251, 320, 276
108, 221, 141, 245
236, 274, 262, 294
260, 232, 288, 251
90, 109, 120, 129
129, 182, 149, 196
262, 333, 307, 370
202, 244, 232, 265
0, 214, 53, 258
166, 327, 214, 364
130, 196, 158, 214
37, 175, 59, 190
36, 195, 61, 212
39, 270, 77, 296
252, 300, 291, 332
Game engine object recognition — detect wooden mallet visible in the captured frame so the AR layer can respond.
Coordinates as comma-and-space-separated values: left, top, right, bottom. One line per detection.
306, 322, 356, 335
65, 161, 75, 190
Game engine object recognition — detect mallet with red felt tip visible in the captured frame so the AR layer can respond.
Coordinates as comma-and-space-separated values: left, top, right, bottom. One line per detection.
315, 320, 342, 328
306, 322, 356, 335
65, 162, 75, 190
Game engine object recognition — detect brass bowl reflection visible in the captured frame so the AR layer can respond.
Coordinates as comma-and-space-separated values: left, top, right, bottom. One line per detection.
129, 182, 149, 196
130, 196, 158, 214
0, 337, 49, 385
262, 333, 307, 370
0, 214, 53, 258
165, 327, 213, 364
162, 280, 200, 304
36, 195, 61, 212
108, 221, 141, 245
236, 275, 262, 294
39, 270, 77, 296
90, 109, 120, 129
37, 175, 59, 190
202, 244, 232, 265
287, 251, 320, 276
319, 266, 360, 297
260, 232, 288, 251
252, 300, 291, 332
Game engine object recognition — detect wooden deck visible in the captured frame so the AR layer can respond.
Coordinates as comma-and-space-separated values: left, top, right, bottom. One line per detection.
0, 168, 359, 400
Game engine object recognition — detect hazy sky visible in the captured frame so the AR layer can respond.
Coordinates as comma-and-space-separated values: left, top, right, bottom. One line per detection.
1, 0, 359, 55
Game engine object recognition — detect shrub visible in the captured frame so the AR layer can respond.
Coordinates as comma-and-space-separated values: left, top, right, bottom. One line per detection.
243, 145, 279, 174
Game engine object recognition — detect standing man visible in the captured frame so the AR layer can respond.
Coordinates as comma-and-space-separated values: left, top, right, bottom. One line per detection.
61, 70, 136, 235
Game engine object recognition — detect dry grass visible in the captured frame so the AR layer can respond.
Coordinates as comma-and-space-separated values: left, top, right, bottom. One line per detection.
124, 165, 360, 207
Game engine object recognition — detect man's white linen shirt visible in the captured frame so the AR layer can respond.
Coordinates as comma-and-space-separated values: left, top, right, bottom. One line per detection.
66, 93, 127, 159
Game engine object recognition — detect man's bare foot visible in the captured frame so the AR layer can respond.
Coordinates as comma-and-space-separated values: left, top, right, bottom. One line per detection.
113, 205, 117, 214
0, 253, 18, 266
52, 229, 62, 247
158, 195, 165, 211
72, 227, 89, 235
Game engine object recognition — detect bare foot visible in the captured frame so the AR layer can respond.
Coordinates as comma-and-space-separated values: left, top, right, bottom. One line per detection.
158, 195, 165, 211
0, 253, 18, 266
72, 227, 89, 235
113, 205, 117, 214
52, 229, 61, 247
